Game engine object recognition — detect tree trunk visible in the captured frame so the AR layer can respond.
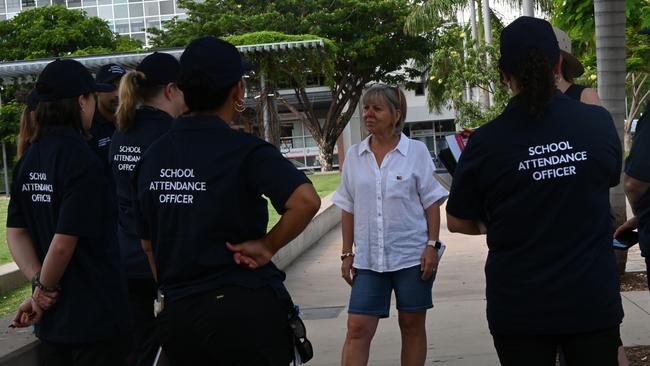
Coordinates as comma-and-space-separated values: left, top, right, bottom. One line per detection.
521, 0, 534, 16
594, 0, 627, 273
480, 0, 492, 108
317, 141, 335, 172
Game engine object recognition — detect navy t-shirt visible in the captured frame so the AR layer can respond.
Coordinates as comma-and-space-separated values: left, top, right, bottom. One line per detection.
89, 110, 118, 205
626, 104, 650, 256
109, 108, 173, 279
6, 126, 129, 343
133, 115, 311, 302
447, 92, 624, 336
89, 109, 116, 165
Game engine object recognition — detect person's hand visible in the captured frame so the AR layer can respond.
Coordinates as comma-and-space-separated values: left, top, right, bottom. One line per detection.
32, 287, 59, 310
10, 298, 43, 328
226, 239, 273, 270
420, 246, 439, 281
341, 256, 355, 286
614, 217, 638, 238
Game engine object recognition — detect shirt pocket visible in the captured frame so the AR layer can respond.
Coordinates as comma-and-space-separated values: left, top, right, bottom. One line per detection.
385, 172, 413, 200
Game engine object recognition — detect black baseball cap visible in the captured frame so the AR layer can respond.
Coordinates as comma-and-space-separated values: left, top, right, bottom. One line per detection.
179, 36, 253, 87
499, 16, 560, 74
34, 59, 114, 102
136, 52, 180, 85
95, 63, 127, 89
26, 89, 39, 112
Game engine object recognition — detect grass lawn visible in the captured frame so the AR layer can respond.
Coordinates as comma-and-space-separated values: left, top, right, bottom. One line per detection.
0, 197, 10, 265
267, 172, 340, 230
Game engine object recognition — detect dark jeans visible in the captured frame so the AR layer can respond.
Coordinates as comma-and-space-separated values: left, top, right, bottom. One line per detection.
39, 337, 128, 366
493, 327, 620, 366
157, 286, 293, 366
127, 278, 158, 366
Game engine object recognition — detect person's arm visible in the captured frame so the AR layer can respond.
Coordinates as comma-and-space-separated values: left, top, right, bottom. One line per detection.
7, 227, 41, 280
38, 234, 77, 289
580, 88, 602, 106
420, 203, 441, 280
447, 214, 486, 235
141, 239, 157, 281
340, 210, 355, 286
624, 173, 650, 213
227, 183, 320, 268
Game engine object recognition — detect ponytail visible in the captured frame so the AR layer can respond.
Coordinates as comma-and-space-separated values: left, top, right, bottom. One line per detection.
512, 49, 556, 119
17, 107, 35, 159
116, 71, 164, 131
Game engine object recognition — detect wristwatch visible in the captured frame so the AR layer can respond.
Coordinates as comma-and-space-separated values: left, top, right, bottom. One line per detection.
426, 240, 442, 250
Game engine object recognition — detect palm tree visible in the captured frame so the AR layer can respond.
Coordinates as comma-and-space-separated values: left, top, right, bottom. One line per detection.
594, 0, 627, 272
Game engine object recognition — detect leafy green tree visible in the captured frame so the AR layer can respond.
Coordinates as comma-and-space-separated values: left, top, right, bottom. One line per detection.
0, 5, 141, 61
152, 0, 434, 171
552, 0, 650, 150
421, 22, 509, 128
0, 102, 21, 145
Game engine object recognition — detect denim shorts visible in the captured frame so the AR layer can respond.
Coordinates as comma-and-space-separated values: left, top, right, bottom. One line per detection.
348, 265, 436, 318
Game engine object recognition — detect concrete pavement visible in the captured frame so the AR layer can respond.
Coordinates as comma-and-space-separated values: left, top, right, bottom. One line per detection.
284, 219, 650, 365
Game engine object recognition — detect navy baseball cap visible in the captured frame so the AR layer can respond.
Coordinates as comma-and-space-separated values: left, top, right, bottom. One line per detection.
34, 59, 114, 102
179, 36, 253, 87
499, 16, 560, 74
95, 63, 127, 89
136, 52, 180, 85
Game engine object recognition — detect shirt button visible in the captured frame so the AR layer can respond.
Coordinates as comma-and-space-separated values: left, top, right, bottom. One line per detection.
377, 196, 381, 200
378, 212, 382, 216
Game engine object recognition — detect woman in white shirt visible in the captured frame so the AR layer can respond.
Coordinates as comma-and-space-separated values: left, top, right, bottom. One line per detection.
333, 83, 448, 366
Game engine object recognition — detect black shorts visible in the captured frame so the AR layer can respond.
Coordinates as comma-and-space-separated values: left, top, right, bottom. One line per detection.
39, 336, 128, 366
493, 326, 620, 366
157, 286, 293, 366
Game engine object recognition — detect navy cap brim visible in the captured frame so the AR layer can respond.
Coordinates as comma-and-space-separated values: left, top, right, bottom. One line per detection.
95, 82, 116, 92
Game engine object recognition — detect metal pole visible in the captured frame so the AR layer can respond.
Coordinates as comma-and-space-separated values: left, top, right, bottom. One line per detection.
0, 91, 8, 197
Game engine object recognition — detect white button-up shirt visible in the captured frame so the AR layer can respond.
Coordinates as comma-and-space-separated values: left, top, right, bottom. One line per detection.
333, 133, 449, 272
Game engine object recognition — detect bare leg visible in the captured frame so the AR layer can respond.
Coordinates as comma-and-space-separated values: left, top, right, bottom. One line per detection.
398, 311, 428, 366
341, 314, 380, 366
618, 345, 629, 366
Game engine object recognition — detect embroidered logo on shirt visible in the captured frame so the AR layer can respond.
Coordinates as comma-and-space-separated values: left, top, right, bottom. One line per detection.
396, 176, 402, 180
98, 137, 111, 148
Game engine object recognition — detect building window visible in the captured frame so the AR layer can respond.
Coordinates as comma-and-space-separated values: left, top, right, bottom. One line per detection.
114, 18, 129, 33
130, 17, 144, 32
415, 82, 425, 96
128, 2, 142, 16
97, 4, 112, 19
145, 16, 160, 30
6, 0, 20, 13
143, 1, 157, 15
159, 0, 172, 14
113, 3, 127, 18
83, 5, 97, 16
21, 0, 35, 8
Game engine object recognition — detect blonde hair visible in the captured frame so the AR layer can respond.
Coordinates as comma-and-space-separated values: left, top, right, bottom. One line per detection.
362, 84, 407, 135
116, 71, 164, 131
17, 107, 35, 159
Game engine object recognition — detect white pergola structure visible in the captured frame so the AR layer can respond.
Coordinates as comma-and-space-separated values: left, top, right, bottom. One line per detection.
0, 39, 326, 194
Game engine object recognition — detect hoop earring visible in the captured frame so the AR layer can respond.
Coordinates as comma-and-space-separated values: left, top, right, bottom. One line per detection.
234, 98, 246, 113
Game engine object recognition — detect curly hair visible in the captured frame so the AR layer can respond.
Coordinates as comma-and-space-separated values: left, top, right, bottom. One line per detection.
512, 49, 557, 119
